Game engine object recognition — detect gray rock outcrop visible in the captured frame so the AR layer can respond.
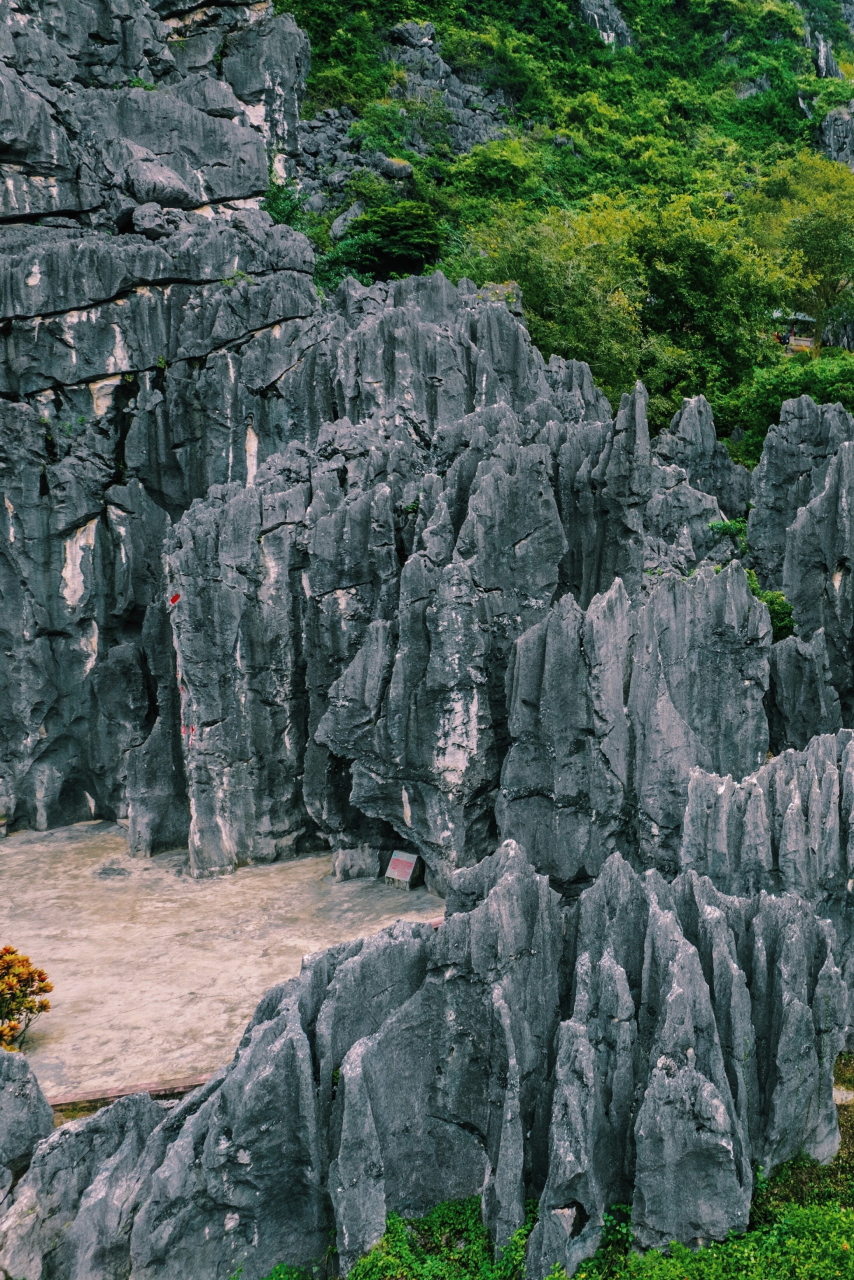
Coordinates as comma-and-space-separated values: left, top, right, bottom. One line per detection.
679, 729, 854, 899
652, 395, 751, 519
766, 629, 842, 753
0, 0, 316, 851
5, 4, 854, 1277
578, 0, 633, 47
812, 32, 844, 78
783, 440, 854, 719
1, 844, 844, 1280
528, 853, 845, 1275
822, 100, 854, 169
498, 561, 771, 887
749, 395, 854, 589
0, 1053, 53, 1208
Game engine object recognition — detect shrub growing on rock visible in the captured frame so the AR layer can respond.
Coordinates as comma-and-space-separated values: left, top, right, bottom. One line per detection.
337, 201, 443, 278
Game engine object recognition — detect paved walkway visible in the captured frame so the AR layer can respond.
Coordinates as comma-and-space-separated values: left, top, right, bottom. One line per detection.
0, 822, 443, 1098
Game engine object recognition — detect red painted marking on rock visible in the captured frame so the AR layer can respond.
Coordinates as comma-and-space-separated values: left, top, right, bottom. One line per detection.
170, 593, 180, 604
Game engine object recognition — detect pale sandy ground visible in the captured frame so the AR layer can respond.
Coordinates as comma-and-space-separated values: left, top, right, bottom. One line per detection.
0, 821, 444, 1099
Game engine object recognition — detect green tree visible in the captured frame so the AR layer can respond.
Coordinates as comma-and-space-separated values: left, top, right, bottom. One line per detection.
442, 202, 644, 407
632, 197, 787, 425
784, 200, 854, 358
337, 202, 444, 278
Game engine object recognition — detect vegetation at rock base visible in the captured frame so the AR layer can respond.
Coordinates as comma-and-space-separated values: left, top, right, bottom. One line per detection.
263, 1104, 854, 1278
838, 1052, 854, 1090
269, 0, 854, 438
0, 945, 52, 1050
721, 349, 854, 466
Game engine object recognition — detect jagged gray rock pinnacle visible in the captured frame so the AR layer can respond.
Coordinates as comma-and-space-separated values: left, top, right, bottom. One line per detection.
0, 1054, 53, 1209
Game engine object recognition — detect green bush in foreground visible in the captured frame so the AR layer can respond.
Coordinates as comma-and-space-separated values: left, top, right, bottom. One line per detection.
576, 1203, 854, 1278
348, 1196, 537, 1279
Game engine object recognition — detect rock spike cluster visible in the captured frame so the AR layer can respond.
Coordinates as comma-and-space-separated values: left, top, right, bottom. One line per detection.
1, 846, 846, 1279
4, 2, 854, 1277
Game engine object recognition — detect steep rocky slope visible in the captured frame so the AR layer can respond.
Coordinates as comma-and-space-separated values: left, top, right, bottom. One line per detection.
3, 2, 854, 1278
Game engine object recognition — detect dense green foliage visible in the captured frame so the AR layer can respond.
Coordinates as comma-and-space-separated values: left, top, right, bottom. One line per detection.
721, 349, 854, 465
268, 0, 854, 433
346, 1197, 538, 1279
745, 566, 796, 639
571, 1203, 854, 1277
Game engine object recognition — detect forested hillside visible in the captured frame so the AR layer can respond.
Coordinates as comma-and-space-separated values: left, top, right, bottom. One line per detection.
272, 0, 854, 455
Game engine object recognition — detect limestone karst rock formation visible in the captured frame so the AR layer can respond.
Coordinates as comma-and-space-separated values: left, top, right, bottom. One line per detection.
5, 2, 854, 1278
0, 845, 847, 1280
497, 560, 772, 889
0, 1053, 53, 1209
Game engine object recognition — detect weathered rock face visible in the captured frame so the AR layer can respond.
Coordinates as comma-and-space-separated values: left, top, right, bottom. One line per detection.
578, 0, 633, 47
679, 729, 854, 899
528, 853, 845, 1276
387, 22, 510, 151
497, 562, 771, 888
0, 1053, 53, 1209
651, 395, 751, 520
821, 100, 854, 168
783, 441, 854, 721
766, 628, 842, 754
749, 395, 854, 589
0, 0, 316, 848
0, 1092, 165, 1280
6, 5, 854, 1277
1, 845, 844, 1280
0, 0, 307, 221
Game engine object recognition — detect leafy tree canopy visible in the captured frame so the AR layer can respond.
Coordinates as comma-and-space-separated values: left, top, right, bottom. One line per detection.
270, 0, 854, 436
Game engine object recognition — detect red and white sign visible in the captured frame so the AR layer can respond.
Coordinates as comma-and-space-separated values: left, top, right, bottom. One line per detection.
385, 851, 422, 889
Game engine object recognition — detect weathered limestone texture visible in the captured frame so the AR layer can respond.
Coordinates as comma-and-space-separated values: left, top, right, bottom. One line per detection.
748, 395, 854, 589
527, 853, 845, 1276
0, 0, 315, 856
578, 0, 633, 47
651, 395, 751, 519
1, 845, 844, 1279
0, 1053, 53, 1208
498, 562, 771, 888
822, 100, 854, 169
783, 441, 854, 720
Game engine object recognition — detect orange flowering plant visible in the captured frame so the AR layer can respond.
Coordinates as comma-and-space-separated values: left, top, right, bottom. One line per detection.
0, 945, 52, 1050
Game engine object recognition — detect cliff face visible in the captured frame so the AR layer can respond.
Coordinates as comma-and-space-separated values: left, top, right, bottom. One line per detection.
3, 3, 854, 1278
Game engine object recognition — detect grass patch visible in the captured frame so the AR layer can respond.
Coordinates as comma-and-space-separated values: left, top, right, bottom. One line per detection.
837, 1054, 854, 1092
348, 1196, 537, 1279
